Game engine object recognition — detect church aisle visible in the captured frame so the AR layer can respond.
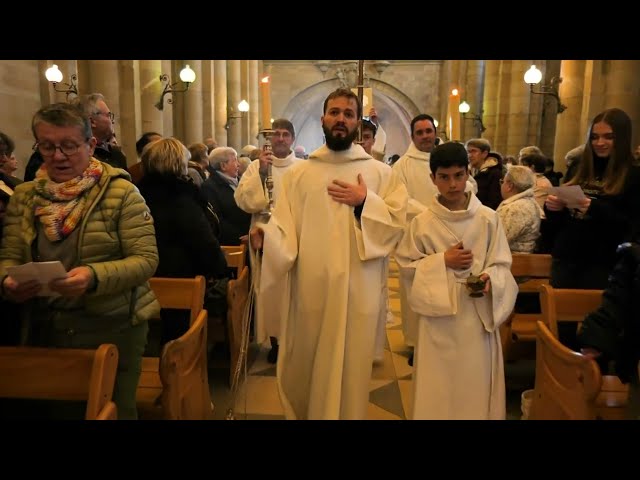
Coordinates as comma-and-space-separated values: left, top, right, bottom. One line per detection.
207, 259, 533, 420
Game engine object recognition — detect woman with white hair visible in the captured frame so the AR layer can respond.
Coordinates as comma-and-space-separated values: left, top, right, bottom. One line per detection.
201, 147, 252, 246
496, 166, 543, 253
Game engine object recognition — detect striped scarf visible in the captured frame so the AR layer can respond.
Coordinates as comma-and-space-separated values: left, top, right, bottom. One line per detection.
34, 159, 103, 241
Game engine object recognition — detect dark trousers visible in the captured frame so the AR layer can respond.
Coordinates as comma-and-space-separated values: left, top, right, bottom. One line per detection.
551, 258, 612, 350
29, 314, 149, 420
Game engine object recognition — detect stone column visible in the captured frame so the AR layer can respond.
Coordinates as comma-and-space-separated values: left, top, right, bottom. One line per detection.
139, 60, 164, 139
227, 60, 242, 151
553, 60, 587, 173
84, 60, 120, 111
460, 60, 485, 141
117, 60, 141, 165
482, 60, 500, 145
603, 60, 640, 147
201, 60, 215, 143
182, 60, 203, 147
505, 60, 541, 157
214, 60, 228, 146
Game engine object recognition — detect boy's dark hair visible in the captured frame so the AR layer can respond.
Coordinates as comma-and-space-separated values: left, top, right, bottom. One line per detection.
361, 118, 377, 136
430, 142, 469, 174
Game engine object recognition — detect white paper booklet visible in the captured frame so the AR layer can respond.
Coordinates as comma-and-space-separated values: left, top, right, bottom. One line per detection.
545, 185, 587, 209
6, 261, 68, 297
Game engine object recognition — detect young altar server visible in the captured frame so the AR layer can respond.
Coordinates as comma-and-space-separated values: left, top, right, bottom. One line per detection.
395, 142, 518, 419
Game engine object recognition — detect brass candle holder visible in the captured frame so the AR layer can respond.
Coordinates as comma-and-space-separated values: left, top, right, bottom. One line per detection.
258, 127, 275, 222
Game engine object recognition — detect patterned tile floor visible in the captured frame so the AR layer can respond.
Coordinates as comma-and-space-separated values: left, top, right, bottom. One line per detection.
208, 259, 535, 420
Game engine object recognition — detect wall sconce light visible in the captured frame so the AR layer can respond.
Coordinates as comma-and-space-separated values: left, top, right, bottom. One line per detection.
523, 65, 567, 114
155, 65, 196, 111
459, 101, 487, 133
45, 64, 78, 100
225, 99, 250, 130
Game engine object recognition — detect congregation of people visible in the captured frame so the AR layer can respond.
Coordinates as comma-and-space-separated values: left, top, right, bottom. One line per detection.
1, 87, 640, 420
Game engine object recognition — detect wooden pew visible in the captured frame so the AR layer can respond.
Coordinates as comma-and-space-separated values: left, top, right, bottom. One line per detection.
159, 309, 211, 420
500, 253, 552, 360
137, 275, 212, 420
538, 284, 627, 420
0, 344, 118, 420
529, 321, 602, 420
222, 244, 246, 275
209, 246, 252, 388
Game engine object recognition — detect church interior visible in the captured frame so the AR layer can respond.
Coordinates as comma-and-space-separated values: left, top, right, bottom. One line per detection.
0, 59, 639, 420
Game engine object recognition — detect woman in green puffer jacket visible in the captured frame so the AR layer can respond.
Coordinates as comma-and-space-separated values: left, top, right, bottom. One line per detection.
0, 102, 160, 420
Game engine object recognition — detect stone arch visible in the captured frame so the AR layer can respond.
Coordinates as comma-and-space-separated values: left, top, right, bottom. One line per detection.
282, 78, 421, 160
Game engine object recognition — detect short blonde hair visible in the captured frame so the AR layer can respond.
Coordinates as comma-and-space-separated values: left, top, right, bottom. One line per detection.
141, 137, 189, 177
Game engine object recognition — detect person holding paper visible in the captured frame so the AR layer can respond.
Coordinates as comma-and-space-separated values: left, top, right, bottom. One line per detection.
0, 102, 160, 419
542, 107, 640, 348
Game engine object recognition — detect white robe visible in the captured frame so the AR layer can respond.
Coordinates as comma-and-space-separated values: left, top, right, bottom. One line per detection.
234, 151, 301, 344
392, 144, 437, 347
392, 144, 478, 346
395, 193, 518, 420
257, 143, 408, 420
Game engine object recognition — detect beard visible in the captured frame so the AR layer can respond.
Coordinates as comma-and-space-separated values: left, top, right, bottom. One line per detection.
323, 123, 358, 151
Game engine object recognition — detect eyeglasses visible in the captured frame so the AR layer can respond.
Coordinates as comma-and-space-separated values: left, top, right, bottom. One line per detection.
33, 139, 89, 157
94, 111, 115, 123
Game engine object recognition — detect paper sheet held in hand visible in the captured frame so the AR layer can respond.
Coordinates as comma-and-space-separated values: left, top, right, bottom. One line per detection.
6, 261, 68, 297
546, 185, 587, 209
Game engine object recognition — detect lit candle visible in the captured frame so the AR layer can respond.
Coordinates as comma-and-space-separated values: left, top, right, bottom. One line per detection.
260, 75, 271, 129
448, 88, 461, 141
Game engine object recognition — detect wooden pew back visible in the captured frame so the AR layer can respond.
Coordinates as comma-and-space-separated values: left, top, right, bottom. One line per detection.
222, 245, 246, 277
538, 284, 627, 420
529, 321, 602, 420
539, 283, 603, 338
148, 275, 206, 325
0, 344, 119, 420
138, 275, 211, 419
501, 253, 552, 360
159, 309, 212, 419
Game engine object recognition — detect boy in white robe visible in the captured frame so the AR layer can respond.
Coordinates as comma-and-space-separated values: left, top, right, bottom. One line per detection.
250, 88, 408, 420
393, 115, 478, 361
395, 142, 518, 420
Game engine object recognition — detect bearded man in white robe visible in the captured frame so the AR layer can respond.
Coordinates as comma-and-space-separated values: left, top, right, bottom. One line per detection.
250, 88, 408, 420
234, 118, 302, 363
395, 142, 517, 420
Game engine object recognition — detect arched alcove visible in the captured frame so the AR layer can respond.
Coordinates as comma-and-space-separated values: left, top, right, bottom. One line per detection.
282, 78, 421, 161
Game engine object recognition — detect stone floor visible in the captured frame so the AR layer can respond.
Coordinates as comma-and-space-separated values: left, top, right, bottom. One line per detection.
206, 259, 536, 420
